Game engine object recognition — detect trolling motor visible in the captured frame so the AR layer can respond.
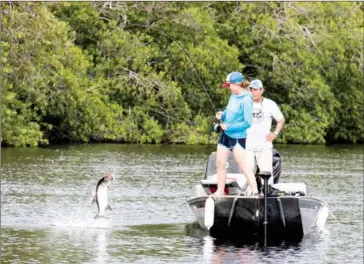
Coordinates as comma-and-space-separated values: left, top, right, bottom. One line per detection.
259, 171, 271, 246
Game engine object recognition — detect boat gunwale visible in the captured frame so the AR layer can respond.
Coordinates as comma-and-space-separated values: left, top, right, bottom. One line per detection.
187, 195, 327, 207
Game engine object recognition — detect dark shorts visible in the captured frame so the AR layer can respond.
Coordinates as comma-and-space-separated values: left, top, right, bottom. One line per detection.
218, 132, 246, 150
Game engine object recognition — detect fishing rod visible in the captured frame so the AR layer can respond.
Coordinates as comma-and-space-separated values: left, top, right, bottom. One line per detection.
131, 23, 218, 113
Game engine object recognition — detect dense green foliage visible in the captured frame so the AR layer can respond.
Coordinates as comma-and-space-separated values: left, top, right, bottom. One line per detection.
1, 2, 363, 146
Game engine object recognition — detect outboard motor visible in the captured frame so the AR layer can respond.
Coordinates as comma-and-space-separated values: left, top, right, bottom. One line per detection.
272, 149, 282, 184
256, 149, 282, 193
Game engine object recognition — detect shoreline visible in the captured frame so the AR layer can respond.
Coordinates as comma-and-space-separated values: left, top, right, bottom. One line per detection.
1, 141, 363, 149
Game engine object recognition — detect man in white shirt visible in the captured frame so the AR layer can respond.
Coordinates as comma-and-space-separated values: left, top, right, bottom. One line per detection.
246, 79, 285, 185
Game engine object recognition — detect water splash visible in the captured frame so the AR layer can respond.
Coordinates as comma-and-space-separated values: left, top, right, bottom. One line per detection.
51, 212, 112, 229
49, 201, 113, 229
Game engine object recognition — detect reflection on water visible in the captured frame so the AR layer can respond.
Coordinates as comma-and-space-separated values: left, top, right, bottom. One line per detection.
47, 228, 112, 264
187, 223, 331, 264
1, 144, 363, 263
1, 227, 112, 264
95, 229, 109, 264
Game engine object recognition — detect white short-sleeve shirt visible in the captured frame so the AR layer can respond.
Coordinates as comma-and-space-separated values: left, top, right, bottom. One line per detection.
246, 98, 284, 151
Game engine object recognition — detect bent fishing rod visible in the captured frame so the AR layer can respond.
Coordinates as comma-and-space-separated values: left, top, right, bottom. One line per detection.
130, 23, 218, 114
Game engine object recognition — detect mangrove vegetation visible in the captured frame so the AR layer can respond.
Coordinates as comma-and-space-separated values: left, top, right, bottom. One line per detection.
1, 2, 363, 146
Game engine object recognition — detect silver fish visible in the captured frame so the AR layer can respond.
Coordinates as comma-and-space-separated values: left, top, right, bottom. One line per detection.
92, 173, 113, 219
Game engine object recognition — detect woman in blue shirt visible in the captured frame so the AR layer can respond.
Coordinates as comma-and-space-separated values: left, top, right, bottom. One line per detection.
214, 72, 258, 196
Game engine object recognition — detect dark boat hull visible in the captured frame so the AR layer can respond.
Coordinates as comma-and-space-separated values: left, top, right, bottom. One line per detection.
187, 196, 326, 240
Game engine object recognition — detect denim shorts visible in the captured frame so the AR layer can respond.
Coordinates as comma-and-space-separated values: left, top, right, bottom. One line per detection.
218, 132, 246, 150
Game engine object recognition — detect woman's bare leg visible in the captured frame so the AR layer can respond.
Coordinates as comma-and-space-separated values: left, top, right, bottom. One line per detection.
215, 145, 230, 195
232, 146, 258, 194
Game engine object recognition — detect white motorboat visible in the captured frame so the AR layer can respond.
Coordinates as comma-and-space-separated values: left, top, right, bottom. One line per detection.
187, 150, 329, 241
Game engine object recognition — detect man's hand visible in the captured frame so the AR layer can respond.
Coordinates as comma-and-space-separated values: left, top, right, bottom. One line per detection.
266, 132, 277, 142
220, 123, 228, 131
215, 111, 223, 121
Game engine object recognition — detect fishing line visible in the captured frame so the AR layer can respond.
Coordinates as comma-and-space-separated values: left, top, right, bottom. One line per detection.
138, 144, 159, 193
329, 211, 344, 228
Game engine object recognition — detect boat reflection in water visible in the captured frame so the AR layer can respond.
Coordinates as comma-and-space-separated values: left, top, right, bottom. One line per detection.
185, 221, 330, 264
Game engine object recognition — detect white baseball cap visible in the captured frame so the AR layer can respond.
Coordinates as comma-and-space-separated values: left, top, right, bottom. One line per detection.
249, 79, 263, 89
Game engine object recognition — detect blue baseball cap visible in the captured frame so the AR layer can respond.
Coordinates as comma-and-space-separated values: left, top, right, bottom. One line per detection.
249, 79, 263, 89
222, 72, 244, 88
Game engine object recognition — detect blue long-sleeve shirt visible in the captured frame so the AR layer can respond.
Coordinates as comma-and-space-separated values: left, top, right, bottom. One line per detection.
221, 92, 253, 139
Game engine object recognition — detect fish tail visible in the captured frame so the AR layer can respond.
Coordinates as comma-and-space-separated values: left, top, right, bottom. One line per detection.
94, 214, 108, 219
